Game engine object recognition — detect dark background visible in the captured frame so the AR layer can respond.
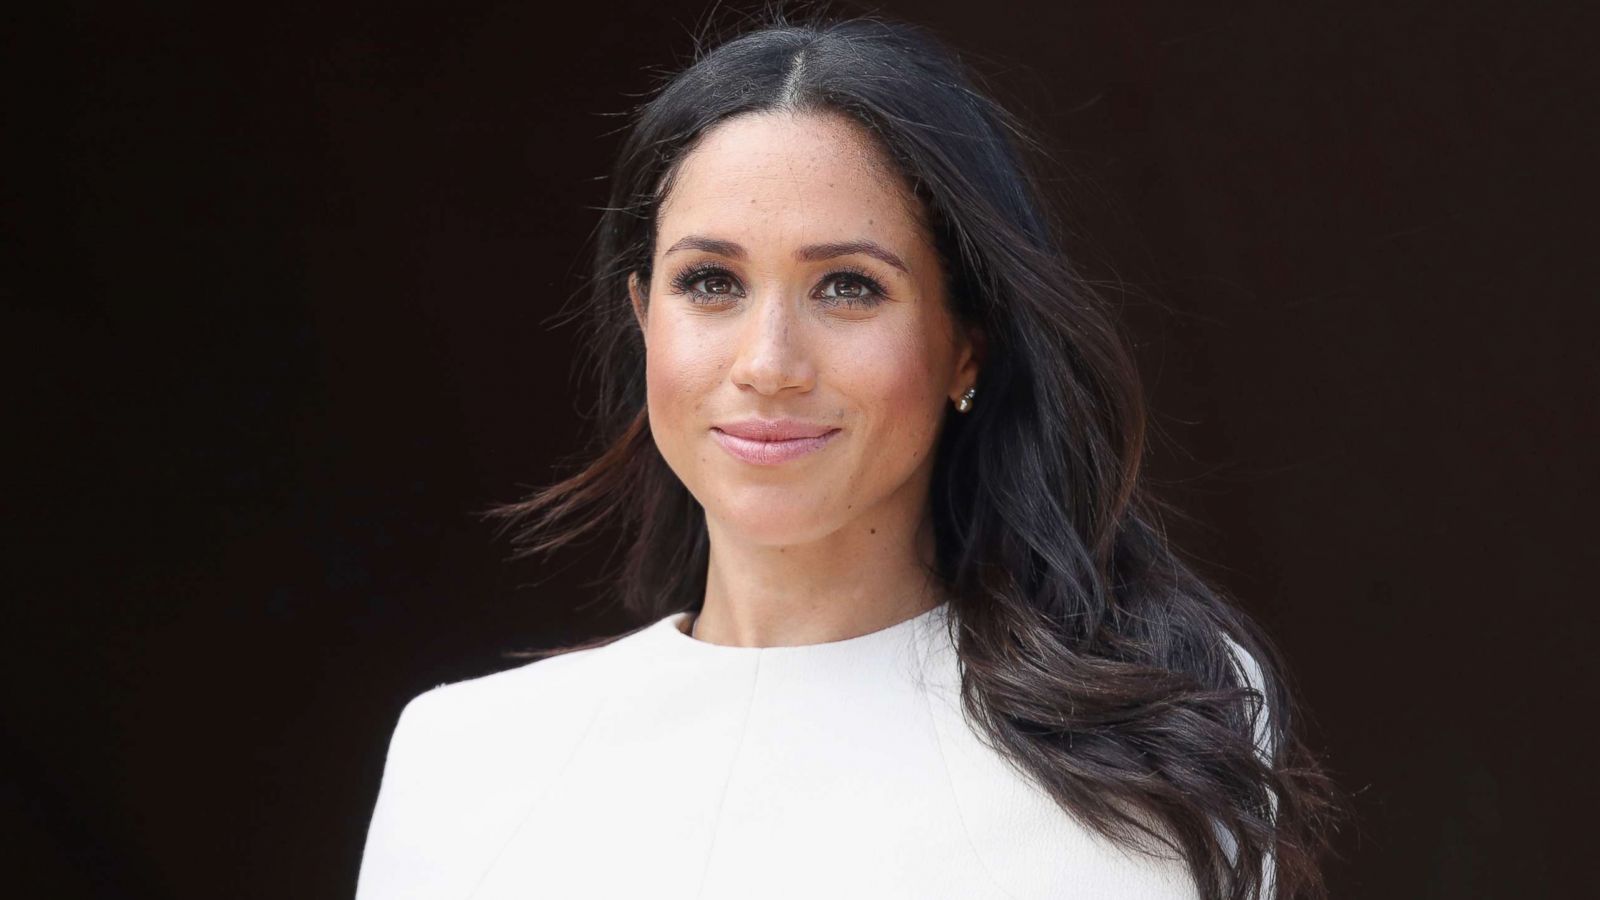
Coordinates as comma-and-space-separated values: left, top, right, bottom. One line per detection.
6, 1, 1593, 896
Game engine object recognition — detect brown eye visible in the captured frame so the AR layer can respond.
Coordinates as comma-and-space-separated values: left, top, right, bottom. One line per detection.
668, 264, 744, 305
814, 270, 886, 308
828, 277, 864, 298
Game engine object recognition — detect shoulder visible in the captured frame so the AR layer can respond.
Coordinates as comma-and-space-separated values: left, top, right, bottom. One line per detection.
356, 627, 655, 898
399, 643, 603, 733
383, 626, 652, 772
373, 646, 600, 805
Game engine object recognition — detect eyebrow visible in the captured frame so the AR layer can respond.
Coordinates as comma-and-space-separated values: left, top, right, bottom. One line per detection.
661, 235, 910, 275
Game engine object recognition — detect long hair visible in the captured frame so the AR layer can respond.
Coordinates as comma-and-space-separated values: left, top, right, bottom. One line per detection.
484, 8, 1344, 899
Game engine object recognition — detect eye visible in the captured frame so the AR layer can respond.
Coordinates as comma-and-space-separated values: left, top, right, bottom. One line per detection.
668, 264, 744, 305
814, 268, 887, 309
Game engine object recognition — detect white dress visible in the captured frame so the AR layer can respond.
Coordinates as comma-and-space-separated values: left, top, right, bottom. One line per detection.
355, 601, 1271, 899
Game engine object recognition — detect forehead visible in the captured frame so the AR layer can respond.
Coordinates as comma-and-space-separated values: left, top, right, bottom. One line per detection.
656, 109, 929, 249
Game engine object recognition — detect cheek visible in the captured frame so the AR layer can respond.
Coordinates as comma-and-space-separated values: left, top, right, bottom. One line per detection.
644, 314, 725, 439
834, 323, 948, 460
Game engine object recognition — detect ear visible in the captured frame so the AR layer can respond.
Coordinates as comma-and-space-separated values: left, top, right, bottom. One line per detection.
951, 321, 986, 400
628, 271, 648, 334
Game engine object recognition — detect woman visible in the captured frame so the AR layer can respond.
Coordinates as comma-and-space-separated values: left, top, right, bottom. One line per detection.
355, 11, 1340, 900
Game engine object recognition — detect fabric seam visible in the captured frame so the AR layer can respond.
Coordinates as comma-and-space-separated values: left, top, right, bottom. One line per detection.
692, 651, 763, 898
462, 668, 615, 900
917, 627, 1021, 900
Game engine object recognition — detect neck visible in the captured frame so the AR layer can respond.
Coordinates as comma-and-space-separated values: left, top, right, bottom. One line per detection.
690, 504, 944, 648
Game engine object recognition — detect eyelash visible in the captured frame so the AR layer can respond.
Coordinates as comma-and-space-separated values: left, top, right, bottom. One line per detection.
665, 262, 889, 310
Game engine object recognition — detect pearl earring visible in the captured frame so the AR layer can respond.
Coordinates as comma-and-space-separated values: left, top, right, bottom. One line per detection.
956, 386, 977, 413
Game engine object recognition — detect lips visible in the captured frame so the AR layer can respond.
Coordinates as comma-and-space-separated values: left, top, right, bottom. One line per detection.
710, 418, 841, 466
713, 418, 837, 441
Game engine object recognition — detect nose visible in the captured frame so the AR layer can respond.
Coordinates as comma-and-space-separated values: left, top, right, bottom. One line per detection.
727, 286, 816, 396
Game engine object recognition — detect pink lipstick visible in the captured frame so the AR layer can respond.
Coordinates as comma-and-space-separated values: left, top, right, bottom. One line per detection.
710, 418, 841, 466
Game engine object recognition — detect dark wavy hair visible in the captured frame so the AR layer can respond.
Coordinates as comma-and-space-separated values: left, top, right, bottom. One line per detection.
484, 7, 1344, 899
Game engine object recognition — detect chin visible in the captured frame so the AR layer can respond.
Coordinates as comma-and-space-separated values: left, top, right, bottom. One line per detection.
705, 490, 839, 546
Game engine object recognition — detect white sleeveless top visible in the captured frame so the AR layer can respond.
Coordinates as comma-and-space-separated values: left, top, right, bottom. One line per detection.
355, 602, 1271, 899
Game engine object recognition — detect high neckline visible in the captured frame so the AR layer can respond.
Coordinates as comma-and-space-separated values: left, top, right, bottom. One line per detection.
646, 600, 949, 658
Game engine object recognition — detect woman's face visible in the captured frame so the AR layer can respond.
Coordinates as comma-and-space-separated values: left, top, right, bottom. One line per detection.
630, 109, 981, 547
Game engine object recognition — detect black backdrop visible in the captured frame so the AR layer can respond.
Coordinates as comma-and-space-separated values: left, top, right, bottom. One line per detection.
6, 1, 1593, 897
